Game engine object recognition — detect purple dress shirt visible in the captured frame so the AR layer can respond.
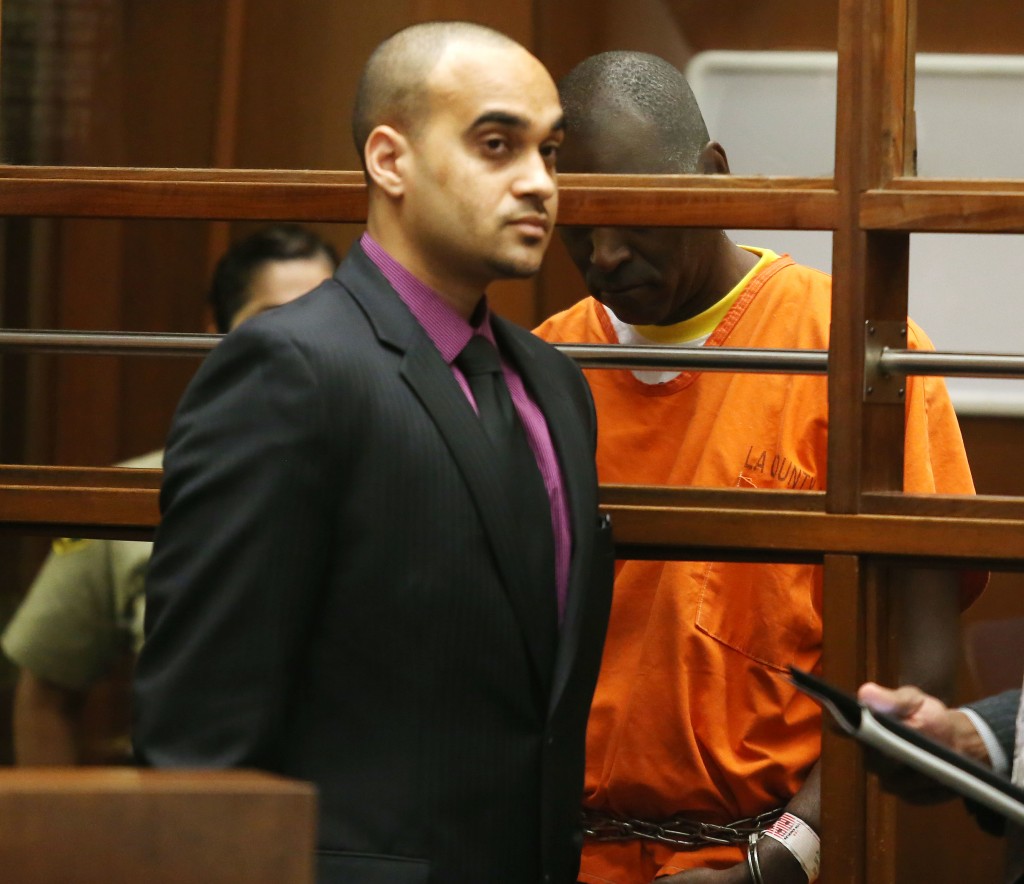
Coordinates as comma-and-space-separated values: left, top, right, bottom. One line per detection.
361, 233, 571, 622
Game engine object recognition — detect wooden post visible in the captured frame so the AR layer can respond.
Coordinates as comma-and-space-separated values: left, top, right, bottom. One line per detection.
828, 0, 917, 881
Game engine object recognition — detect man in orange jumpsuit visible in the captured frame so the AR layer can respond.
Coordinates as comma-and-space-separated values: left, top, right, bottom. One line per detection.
535, 51, 984, 884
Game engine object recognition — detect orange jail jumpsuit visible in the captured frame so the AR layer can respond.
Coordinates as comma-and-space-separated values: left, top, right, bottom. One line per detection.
535, 249, 984, 882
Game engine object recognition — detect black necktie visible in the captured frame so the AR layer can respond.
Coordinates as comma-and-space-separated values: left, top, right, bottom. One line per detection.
456, 335, 557, 643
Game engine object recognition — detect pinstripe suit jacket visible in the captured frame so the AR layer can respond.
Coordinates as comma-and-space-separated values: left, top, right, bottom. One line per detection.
967, 690, 1024, 882
966, 690, 1022, 764
134, 242, 615, 884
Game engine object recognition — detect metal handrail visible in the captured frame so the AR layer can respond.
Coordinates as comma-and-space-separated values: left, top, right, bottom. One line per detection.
875, 349, 1024, 378
0, 330, 216, 357
3, 329, 1024, 379
558, 344, 825, 374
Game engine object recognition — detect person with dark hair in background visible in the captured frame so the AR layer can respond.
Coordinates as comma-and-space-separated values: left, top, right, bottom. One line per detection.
208, 223, 339, 334
1, 223, 337, 766
134, 22, 613, 884
535, 50, 982, 884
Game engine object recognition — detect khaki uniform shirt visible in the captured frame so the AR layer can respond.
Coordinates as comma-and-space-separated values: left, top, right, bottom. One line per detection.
1, 451, 161, 689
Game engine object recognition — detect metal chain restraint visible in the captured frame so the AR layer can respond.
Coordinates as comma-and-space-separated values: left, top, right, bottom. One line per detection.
582, 807, 784, 850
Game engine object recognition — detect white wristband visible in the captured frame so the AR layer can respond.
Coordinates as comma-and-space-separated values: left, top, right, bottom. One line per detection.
763, 812, 820, 883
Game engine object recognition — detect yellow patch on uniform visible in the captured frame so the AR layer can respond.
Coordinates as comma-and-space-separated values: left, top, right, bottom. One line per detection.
51, 537, 92, 555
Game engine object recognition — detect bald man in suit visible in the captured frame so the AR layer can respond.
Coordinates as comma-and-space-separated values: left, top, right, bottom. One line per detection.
134, 22, 614, 884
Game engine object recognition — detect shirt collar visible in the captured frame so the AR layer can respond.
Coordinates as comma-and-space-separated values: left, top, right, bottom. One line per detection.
361, 232, 494, 362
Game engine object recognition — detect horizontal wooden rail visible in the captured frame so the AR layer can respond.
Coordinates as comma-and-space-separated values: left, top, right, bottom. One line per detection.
0, 466, 162, 539
862, 490, 1024, 519
599, 485, 826, 512
0, 176, 368, 222
886, 177, 1024, 193
4, 475, 1024, 567
862, 185, 1024, 232
559, 178, 838, 228
0, 485, 159, 537
5, 169, 1019, 193
3, 167, 1024, 232
606, 503, 1024, 568
0, 465, 162, 489
0, 167, 838, 228
602, 486, 1024, 522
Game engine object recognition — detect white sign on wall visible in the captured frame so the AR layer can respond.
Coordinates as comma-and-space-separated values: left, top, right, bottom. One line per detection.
686, 51, 1024, 415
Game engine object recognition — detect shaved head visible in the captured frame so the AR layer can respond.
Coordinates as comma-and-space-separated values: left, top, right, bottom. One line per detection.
352, 21, 521, 170
558, 51, 710, 173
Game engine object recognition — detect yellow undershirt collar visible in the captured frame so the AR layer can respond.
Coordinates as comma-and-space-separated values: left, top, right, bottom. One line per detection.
632, 247, 779, 345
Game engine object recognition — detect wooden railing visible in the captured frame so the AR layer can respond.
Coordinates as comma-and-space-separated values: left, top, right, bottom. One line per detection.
0, 769, 316, 883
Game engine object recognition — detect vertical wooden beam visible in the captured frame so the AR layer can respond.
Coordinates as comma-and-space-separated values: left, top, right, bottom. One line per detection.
829, 1, 917, 881
904, 0, 919, 176
211, 0, 246, 171
821, 554, 867, 884
821, 556, 901, 884
830, 0, 916, 513
828, 0, 872, 515
863, 562, 900, 884
206, 0, 247, 283
52, 1, 128, 467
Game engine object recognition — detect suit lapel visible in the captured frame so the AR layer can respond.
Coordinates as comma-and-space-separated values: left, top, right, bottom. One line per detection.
338, 247, 554, 693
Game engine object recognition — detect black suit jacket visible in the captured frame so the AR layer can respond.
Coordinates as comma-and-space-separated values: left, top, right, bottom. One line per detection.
967, 690, 1021, 763
964, 689, 1022, 838
134, 242, 614, 884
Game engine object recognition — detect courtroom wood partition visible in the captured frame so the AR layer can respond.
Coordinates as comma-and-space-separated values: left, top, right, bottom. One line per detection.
0, 769, 316, 883
2, 0, 1024, 881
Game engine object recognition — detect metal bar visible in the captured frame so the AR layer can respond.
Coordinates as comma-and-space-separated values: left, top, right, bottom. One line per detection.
557, 344, 827, 374
878, 347, 1024, 378
573, 345, 1024, 380
0, 332, 829, 371
0, 330, 218, 356
4, 330, 1024, 382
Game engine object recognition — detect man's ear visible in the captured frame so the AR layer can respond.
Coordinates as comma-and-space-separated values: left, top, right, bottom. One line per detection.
364, 125, 408, 197
698, 141, 730, 175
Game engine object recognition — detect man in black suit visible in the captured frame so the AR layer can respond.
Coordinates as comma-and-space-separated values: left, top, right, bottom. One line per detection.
133, 20, 614, 884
